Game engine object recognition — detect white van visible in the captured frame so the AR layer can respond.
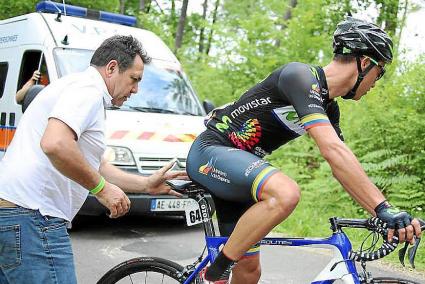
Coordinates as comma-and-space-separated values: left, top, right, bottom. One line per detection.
0, 1, 213, 217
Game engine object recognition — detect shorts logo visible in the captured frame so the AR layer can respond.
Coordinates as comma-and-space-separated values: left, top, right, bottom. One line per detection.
245, 159, 266, 177
199, 159, 214, 175
198, 158, 230, 184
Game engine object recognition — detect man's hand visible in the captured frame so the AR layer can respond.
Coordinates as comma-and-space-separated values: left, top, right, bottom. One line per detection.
145, 160, 188, 197
375, 201, 422, 244
95, 181, 131, 218
31, 70, 41, 82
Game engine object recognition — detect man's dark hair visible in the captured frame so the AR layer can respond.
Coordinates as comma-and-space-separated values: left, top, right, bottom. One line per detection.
332, 53, 356, 63
90, 35, 151, 72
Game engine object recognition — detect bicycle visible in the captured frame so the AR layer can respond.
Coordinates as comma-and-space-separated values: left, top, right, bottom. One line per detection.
98, 180, 424, 284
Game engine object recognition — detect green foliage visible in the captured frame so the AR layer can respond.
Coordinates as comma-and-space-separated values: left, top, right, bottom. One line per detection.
340, 57, 425, 217
0, 0, 36, 20
64, 0, 119, 11
0, 0, 121, 20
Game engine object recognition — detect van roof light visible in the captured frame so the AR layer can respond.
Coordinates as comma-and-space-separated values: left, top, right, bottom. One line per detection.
35, 1, 137, 27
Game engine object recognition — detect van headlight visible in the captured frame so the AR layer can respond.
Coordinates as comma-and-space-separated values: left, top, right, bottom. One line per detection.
104, 146, 136, 166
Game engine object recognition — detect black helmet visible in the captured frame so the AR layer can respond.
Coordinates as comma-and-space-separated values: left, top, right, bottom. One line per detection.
333, 17, 393, 62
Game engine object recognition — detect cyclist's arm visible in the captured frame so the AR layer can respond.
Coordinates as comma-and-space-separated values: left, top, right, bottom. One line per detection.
307, 125, 385, 214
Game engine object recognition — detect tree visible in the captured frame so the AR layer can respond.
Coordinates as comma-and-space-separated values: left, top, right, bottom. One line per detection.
206, 0, 220, 56
174, 0, 189, 54
119, 0, 126, 14
275, 0, 298, 47
198, 0, 208, 54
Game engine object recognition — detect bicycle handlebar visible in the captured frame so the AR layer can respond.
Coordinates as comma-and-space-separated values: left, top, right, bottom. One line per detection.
349, 218, 399, 262
333, 217, 424, 264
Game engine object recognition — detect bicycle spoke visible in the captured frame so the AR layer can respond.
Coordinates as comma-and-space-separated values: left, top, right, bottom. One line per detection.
106, 269, 180, 284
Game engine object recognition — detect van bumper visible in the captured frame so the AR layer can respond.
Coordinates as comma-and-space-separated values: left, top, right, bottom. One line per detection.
78, 193, 214, 217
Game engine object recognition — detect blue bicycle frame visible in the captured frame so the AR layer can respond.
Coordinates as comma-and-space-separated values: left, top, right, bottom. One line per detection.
183, 232, 360, 284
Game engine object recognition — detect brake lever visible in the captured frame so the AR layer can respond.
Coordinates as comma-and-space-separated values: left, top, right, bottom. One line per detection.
404, 218, 424, 269
398, 241, 408, 267
408, 237, 421, 269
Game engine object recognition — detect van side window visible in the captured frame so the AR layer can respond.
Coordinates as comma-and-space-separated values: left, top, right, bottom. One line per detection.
17, 50, 50, 91
0, 62, 8, 99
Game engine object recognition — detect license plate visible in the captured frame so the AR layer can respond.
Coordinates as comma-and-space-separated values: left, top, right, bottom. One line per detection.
150, 198, 197, 212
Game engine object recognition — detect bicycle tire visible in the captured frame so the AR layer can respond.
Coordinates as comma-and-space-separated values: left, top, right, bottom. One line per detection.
363, 277, 422, 284
97, 257, 185, 284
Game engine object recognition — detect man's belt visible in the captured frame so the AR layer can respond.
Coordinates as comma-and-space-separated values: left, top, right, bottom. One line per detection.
0, 198, 17, 208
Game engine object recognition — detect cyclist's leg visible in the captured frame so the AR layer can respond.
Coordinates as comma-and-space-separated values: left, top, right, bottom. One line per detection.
213, 197, 261, 283
224, 171, 300, 261
231, 255, 261, 284
187, 139, 300, 282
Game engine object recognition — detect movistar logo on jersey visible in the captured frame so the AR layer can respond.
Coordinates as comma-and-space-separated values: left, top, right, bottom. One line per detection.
216, 115, 232, 133
230, 97, 272, 119
272, 106, 305, 136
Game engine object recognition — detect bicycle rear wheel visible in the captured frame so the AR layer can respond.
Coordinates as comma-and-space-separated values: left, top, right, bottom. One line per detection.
365, 277, 422, 284
97, 257, 185, 284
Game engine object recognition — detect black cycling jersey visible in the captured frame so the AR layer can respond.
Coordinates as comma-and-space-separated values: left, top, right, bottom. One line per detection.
186, 62, 345, 242
203, 62, 344, 157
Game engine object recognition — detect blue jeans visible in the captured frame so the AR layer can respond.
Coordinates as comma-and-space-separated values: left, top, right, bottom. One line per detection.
0, 207, 76, 284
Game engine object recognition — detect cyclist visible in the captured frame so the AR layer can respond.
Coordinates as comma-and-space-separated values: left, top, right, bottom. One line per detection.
186, 17, 422, 283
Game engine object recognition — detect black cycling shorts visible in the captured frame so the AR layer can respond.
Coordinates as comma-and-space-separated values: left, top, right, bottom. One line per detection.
186, 133, 279, 237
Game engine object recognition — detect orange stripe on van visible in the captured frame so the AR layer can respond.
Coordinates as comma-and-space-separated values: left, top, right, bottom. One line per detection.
110, 130, 129, 139
0, 127, 16, 151
108, 131, 197, 142
138, 131, 155, 140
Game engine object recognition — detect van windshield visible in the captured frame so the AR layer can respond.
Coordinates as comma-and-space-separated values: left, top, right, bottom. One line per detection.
54, 48, 204, 116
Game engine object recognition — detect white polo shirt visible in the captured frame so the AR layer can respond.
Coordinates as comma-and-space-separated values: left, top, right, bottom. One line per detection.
0, 67, 112, 221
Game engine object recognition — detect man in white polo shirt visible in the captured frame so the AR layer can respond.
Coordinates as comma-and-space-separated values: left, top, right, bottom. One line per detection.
0, 35, 185, 284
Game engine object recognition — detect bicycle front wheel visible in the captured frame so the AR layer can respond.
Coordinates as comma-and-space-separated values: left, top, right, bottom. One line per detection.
365, 277, 422, 284
97, 257, 185, 284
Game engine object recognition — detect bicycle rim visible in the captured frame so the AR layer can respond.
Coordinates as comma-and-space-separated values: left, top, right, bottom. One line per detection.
365, 277, 422, 284
97, 257, 185, 284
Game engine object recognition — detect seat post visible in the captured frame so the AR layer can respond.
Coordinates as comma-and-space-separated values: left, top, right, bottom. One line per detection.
195, 192, 216, 237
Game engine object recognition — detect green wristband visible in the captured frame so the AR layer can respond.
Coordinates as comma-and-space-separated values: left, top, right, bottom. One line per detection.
90, 176, 105, 195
